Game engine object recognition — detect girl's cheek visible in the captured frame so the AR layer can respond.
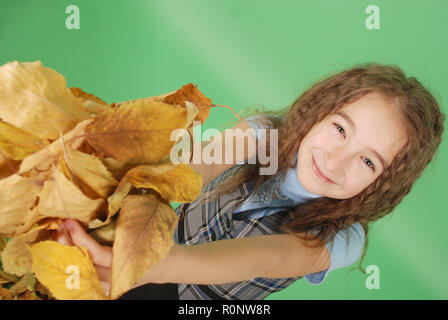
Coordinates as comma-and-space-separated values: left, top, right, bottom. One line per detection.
345, 170, 372, 197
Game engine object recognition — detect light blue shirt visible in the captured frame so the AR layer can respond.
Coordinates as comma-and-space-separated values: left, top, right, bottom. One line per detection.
235, 115, 365, 285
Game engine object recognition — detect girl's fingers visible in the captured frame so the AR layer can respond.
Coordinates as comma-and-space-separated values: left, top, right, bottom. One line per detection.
100, 280, 110, 297
94, 264, 111, 283
53, 228, 74, 246
62, 219, 113, 267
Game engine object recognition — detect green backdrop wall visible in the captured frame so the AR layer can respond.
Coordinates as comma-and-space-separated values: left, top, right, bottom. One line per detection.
1, 0, 447, 300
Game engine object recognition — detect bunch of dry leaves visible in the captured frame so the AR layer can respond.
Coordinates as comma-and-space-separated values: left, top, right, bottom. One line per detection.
0, 60, 220, 300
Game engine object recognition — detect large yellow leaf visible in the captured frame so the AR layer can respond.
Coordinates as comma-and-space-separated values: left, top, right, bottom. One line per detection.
0, 61, 92, 140
84, 100, 198, 164
18, 119, 94, 174
110, 194, 178, 299
36, 163, 105, 223
0, 119, 49, 160
0, 173, 43, 235
1, 224, 50, 276
28, 240, 107, 300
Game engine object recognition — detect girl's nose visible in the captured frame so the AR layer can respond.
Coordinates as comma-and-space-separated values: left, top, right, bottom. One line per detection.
325, 148, 350, 174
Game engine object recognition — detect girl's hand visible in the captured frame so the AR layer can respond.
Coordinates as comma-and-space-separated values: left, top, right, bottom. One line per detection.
51, 218, 112, 296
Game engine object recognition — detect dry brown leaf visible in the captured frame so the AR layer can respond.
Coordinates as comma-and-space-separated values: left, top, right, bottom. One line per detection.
0, 119, 49, 160
0, 61, 92, 140
69, 87, 108, 105
13, 208, 41, 237
69, 87, 111, 116
15, 215, 63, 238
0, 234, 7, 252
8, 272, 36, 296
89, 159, 200, 229
1, 224, 50, 276
0, 154, 21, 180
0, 287, 13, 300
0, 269, 19, 283
36, 163, 105, 223
0, 173, 44, 235
60, 145, 118, 198
18, 118, 94, 174
88, 219, 116, 245
18, 290, 42, 300
112, 89, 178, 108
126, 162, 202, 203
84, 100, 198, 164
88, 176, 132, 229
110, 194, 178, 299
98, 156, 134, 181
163, 83, 213, 124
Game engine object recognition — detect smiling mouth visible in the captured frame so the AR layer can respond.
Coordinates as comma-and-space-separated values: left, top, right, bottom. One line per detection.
312, 157, 336, 184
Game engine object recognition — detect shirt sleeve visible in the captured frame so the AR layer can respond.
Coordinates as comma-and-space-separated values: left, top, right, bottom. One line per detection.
303, 222, 365, 285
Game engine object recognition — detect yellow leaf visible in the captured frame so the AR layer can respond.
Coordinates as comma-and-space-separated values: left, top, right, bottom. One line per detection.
0, 287, 13, 300
88, 176, 132, 229
85, 100, 198, 164
1, 224, 50, 276
36, 163, 105, 223
127, 162, 202, 203
88, 219, 116, 245
69, 87, 110, 116
60, 145, 118, 198
28, 240, 107, 300
110, 194, 178, 299
0, 119, 49, 160
8, 273, 36, 296
18, 119, 94, 174
0, 269, 19, 283
0, 154, 21, 180
88, 159, 201, 229
163, 83, 213, 124
98, 156, 134, 181
0, 61, 91, 140
0, 173, 43, 235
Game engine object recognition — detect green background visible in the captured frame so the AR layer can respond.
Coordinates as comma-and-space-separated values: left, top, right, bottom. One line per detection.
1, 0, 447, 300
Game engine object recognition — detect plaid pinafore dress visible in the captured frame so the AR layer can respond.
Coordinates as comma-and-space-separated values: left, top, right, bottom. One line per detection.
172, 163, 303, 300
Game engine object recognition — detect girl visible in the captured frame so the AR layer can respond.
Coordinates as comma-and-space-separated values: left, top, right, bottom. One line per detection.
54, 62, 445, 300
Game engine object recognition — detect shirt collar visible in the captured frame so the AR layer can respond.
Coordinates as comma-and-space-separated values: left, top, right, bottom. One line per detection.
278, 152, 323, 203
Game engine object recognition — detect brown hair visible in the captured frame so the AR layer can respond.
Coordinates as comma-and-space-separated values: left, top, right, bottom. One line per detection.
192, 62, 445, 277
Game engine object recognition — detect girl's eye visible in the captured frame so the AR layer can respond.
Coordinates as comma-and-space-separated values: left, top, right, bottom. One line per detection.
333, 123, 345, 137
362, 157, 375, 171
333, 123, 376, 172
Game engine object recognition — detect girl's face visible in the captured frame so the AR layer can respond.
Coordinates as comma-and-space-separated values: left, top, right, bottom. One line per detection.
297, 92, 408, 199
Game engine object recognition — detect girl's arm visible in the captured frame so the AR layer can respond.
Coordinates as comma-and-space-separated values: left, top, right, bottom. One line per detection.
187, 119, 257, 188
133, 232, 330, 287
55, 214, 330, 294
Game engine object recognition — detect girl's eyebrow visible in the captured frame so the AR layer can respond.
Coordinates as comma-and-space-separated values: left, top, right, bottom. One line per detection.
335, 110, 388, 169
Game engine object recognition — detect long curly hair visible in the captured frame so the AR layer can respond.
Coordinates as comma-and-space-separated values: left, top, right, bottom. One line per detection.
192, 62, 445, 277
